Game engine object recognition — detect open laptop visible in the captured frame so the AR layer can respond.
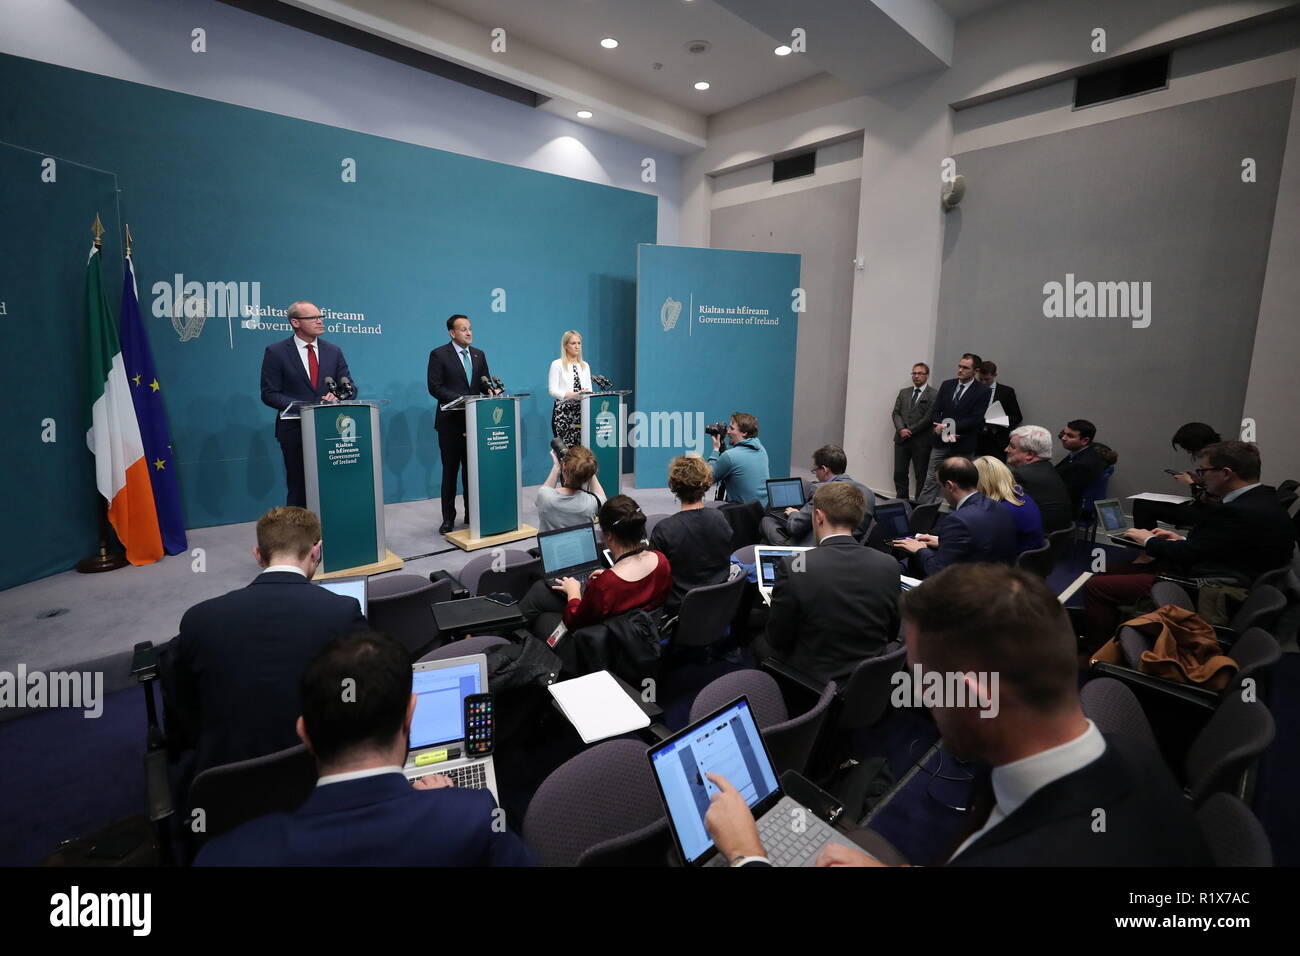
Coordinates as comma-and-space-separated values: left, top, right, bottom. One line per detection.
317, 575, 368, 617
648, 695, 865, 867
873, 500, 911, 541
765, 477, 806, 515
752, 545, 813, 606
403, 654, 499, 802
1094, 498, 1139, 546
537, 522, 603, 586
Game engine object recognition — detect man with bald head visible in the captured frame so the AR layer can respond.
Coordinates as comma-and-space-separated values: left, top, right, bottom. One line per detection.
260, 301, 356, 507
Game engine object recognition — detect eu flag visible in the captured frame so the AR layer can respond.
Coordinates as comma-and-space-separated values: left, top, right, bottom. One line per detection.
119, 252, 188, 554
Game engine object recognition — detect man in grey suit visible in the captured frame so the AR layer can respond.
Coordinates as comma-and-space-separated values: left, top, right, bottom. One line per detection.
892, 363, 936, 502
761, 444, 874, 546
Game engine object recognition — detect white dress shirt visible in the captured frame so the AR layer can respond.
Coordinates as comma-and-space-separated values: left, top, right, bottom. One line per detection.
294, 334, 319, 380
316, 765, 406, 788
261, 565, 307, 577
949, 720, 1105, 860
548, 359, 591, 401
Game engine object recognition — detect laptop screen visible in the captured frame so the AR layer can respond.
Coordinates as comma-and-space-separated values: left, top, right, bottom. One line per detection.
538, 524, 600, 576
318, 577, 367, 617
755, 548, 804, 588
766, 478, 805, 509
874, 501, 910, 540
648, 697, 780, 865
410, 660, 482, 749
1095, 500, 1129, 533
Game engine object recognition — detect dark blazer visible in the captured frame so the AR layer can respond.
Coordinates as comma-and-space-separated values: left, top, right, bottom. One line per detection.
427, 341, 493, 432
916, 492, 1019, 577
950, 734, 1212, 866
785, 473, 876, 544
765, 536, 900, 684
1144, 484, 1296, 582
1055, 444, 1107, 517
194, 772, 534, 866
978, 383, 1023, 450
169, 571, 368, 779
1012, 459, 1073, 534
892, 384, 937, 440
929, 378, 992, 456
260, 336, 353, 441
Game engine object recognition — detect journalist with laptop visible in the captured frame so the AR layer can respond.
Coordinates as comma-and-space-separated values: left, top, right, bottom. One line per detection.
196, 631, 532, 867
760, 444, 875, 546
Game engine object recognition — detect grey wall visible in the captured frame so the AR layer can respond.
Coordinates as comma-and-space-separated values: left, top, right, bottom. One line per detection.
711, 177, 862, 470
936, 80, 1294, 501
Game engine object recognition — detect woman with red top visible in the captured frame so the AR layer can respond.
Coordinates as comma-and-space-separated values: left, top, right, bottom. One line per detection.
519, 495, 672, 641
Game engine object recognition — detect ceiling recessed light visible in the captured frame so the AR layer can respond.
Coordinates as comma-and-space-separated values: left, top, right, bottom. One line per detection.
774, 45, 792, 56
576, 110, 593, 119
600, 37, 618, 49
694, 81, 710, 91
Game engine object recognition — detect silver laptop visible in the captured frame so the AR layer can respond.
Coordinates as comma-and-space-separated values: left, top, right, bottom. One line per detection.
648, 696, 865, 867
317, 575, 368, 617
1094, 498, 1139, 546
403, 654, 499, 803
752, 545, 813, 606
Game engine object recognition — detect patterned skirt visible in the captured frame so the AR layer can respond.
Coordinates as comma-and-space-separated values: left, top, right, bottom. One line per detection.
552, 399, 581, 448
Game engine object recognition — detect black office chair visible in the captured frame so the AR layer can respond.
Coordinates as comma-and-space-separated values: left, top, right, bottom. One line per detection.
661, 573, 746, 649
1016, 537, 1053, 576
1079, 677, 1160, 755
908, 502, 941, 534
1196, 793, 1272, 866
368, 573, 451, 661
1185, 692, 1274, 806
185, 744, 317, 857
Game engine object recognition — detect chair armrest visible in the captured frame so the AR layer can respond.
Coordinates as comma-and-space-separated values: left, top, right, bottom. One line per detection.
1212, 625, 1237, 645
780, 770, 844, 826
131, 641, 159, 681
1089, 662, 1219, 709
760, 657, 830, 699
429, 569, 469, 600
645, 722, 673, 742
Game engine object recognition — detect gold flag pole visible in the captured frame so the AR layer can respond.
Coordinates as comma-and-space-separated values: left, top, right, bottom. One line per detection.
124, 223, 134, 257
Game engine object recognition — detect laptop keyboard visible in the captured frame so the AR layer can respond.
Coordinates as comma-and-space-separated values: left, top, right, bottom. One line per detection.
756, 797, 838, 866
547, 570, 593, 588
411, 762, 487, 791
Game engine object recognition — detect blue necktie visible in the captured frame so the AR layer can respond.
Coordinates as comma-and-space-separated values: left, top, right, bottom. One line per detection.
460, 348, 472, 386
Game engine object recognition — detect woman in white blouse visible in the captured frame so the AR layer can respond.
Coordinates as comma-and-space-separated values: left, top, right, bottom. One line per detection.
548, 330, 592, 449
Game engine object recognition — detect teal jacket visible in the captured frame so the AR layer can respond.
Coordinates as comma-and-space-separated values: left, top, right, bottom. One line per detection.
708, 438, 770, 506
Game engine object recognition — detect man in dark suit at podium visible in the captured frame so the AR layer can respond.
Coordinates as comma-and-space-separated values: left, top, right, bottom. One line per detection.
428, 314, 499, 535
260, 301, 354, 508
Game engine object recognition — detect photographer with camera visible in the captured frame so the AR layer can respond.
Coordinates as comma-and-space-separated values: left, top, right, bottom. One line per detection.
536, 441, 606, 532
706, 413, 770, 506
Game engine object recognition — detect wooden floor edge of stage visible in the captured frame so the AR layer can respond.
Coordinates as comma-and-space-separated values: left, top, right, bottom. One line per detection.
444, 524, 539, 553
314, 550, 405, 580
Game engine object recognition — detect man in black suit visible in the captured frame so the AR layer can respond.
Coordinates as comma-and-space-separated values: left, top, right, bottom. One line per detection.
704, 564, 1212, 867
1083, 441, 1296, 646
918, 353, 991, 504
1055, 418, 1107, 518
168, 507, 368, 782
196, 631, 533, 867
1005, 425, 1073, 533
260, 301, 355, 507
893, 457, 1018, 578
754, 482, 900, 685
427, 314, 500, 534
974, 360, 1022, 462
891, 362, 936, 501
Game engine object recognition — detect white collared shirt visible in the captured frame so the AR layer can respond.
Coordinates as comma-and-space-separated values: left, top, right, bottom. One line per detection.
1221, 482, 1261, 504
261, 565, 307, 577
950, 720, 1105, 860
952, 490, 976, 512
455, 344, 474, 385
316, 765, 406, 788
294, 334, 320, 380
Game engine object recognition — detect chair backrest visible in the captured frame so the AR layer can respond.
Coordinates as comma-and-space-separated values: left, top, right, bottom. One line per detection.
908, 502, 941, 534
1079, 677, 1160, 756
1227, 627, 1281, 684
672, 574, 747, 647
644, 513, 671, 538
521, 738, 665, 867
1185, 692, 1275, 805
458, 549, 536, 597
764, 680, 837, 776
1080, 465, 1115, 517
475, 557, 544, 602
1116, 624, 1150, 670
1015, 537, 1053, 576
1196, 793, 1272, 866
719, 499, 764, 550
366, 574, 442, 660
416, 634, 510, 663
689, 669, 788, 728
1229, 584, 1286, 635
1149, 580, 1194, 611
1044, 526, 1074, 571
837, 643, 907, 732
187, 743, 317, 852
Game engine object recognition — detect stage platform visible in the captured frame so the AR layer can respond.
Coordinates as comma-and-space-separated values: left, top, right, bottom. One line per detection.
0, 477, 677, 708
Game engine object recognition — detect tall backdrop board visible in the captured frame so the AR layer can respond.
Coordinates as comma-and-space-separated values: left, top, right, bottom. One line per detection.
301, 401, 398, 575
635, 245, 801, 486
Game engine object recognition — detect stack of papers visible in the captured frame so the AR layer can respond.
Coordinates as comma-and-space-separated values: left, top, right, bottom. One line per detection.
1128, 492, 1192, 504
548, 671, 651, 744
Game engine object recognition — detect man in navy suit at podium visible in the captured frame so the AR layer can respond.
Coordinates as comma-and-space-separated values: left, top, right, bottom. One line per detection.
260, 301, 354, 507
427, 314, 500, 535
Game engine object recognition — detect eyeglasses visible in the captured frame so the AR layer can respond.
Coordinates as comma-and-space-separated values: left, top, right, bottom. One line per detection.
1194, 467, 1226, 477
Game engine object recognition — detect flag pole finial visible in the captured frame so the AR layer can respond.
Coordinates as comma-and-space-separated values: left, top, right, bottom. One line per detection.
91, 213, 105, 249
124, 224, 134, 256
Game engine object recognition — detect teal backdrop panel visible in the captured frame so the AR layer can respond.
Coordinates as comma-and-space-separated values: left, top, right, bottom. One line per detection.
635, 245, 801, 487
307, 404, 380, 572
469, 398, 520, 537
1, 142, 122, 592
0, 52, 654, 587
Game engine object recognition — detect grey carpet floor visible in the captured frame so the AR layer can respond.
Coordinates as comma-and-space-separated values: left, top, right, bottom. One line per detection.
0, 476, 679, 700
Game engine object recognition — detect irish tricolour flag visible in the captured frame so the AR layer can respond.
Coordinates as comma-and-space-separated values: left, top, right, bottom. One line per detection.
85, 243, 163, 565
